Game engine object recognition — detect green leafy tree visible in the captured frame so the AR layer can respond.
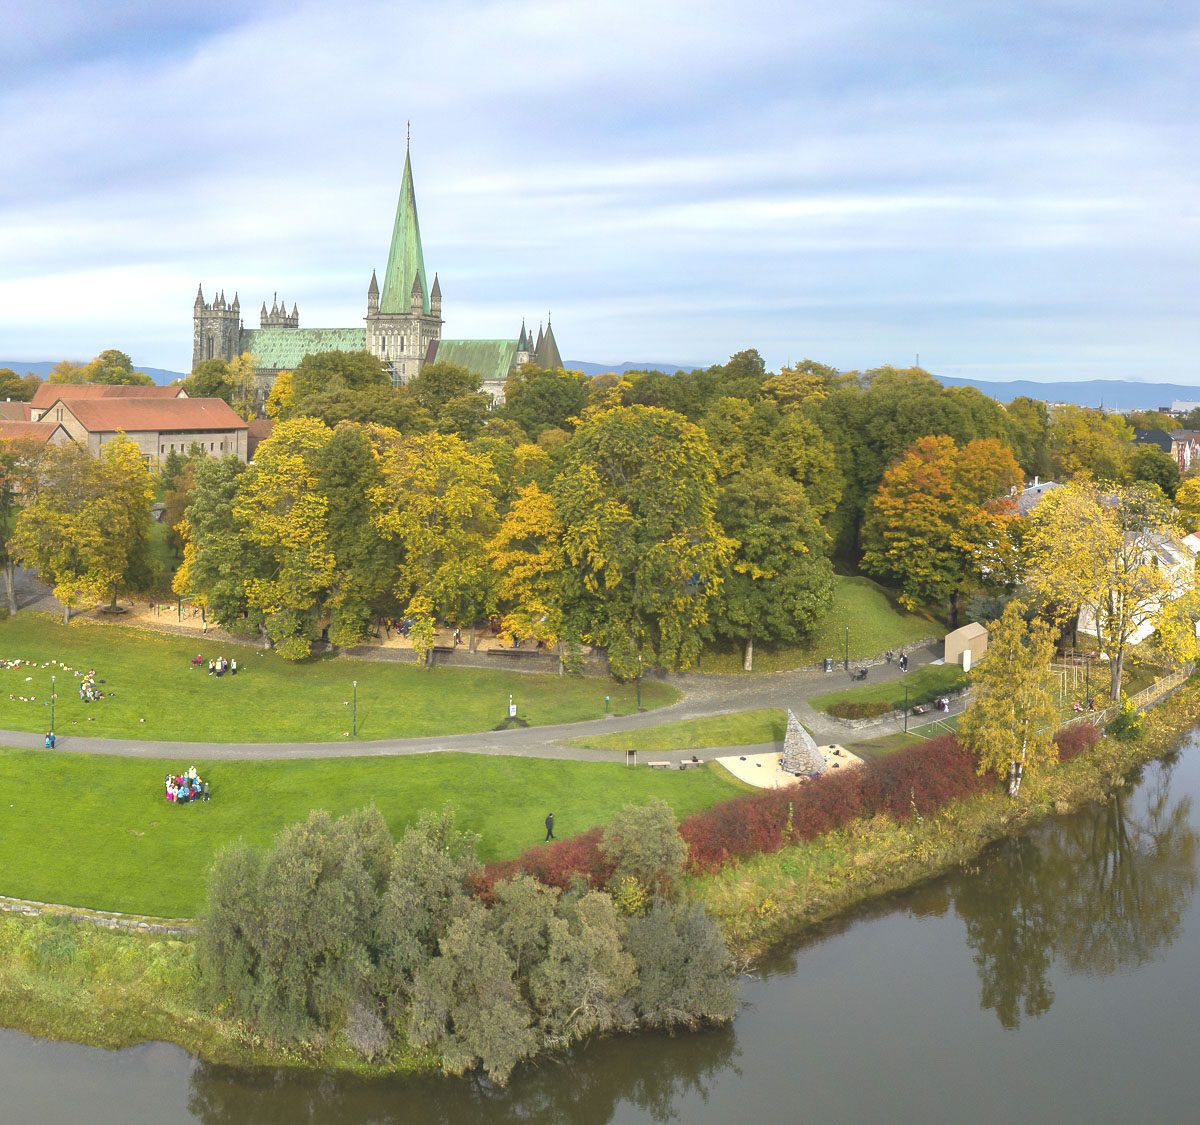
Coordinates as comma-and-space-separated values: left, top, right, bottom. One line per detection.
711, 468, 835, 670
625, 899, 738, 1029
173, 456, 265, 629
316, 423, 398, 645
1047, 404, 1132, 481
501, 367, 590, 439
599, 799, 689, 899
408, 901, 538, 1084
1130, 445, 1180, 499
291, 350, 390, 399
1003, 396, 1052, 479
0, 368, 39, 401
406, 362, 492, 438
554, 405, 733, 676
958, 603, 1060, 795
45, 359, 86, 384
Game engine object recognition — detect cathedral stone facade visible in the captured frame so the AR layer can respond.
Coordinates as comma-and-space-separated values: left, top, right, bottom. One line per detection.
192, 143, 561, 404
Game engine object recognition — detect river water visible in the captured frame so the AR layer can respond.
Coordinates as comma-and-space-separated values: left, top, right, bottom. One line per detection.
7, 733, 1200, 1124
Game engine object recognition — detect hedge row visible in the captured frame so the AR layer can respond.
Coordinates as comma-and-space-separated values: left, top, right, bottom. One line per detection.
478, 735, 991, 891
826, 700, 894, 719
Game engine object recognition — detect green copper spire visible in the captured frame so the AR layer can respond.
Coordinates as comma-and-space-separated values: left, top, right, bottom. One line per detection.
379, 137, 429, 315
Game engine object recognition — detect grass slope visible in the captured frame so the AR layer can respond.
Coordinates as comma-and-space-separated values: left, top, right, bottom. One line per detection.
698, 575, 938, 674
569, 708, 787, 752
810, 663, 967, 714
0, 748, 741, 917
0, 614, 675, 742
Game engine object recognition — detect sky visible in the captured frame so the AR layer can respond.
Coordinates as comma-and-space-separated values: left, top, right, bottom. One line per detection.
0, 0, 1196, 381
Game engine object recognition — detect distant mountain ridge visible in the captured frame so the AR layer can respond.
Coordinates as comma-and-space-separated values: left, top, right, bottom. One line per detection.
5, 358, 1198, 411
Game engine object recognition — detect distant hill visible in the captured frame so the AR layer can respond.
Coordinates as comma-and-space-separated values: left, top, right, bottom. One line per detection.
0, 360, 187, 385
931, 376, 1200, 411
565, 360, 693, 376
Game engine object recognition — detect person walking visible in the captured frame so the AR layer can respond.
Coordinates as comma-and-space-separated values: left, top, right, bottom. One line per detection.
544, 812, 556, 842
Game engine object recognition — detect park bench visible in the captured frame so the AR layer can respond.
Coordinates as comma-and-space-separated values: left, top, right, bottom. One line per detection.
677, 759, 703, 770
486, 648, 527, 658
648, 761, 672, 769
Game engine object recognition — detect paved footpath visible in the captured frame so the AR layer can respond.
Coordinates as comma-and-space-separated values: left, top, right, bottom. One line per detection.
0, 642, 963, 763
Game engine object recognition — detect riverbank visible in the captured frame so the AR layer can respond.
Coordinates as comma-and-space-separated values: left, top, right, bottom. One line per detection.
0, 679, 1196, 1075
695, 677, 1200, 958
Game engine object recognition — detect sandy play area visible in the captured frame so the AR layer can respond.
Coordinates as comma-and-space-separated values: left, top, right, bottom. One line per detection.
716, 745, 862, 789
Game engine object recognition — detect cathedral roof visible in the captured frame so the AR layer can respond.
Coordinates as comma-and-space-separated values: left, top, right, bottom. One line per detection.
535, 320, 563, 370
379, 145, 430, 316
239, 327, 367, 371
430, 339, 520, 384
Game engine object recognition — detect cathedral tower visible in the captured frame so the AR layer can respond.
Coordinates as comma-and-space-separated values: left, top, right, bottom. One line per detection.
365, 136, 443, 386
192, 286, 242, 370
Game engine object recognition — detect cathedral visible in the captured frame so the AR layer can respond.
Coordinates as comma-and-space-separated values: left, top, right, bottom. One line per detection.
191, 141, 562, 404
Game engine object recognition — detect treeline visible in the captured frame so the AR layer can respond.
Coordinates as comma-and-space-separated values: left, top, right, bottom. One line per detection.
200, 802, 737, 1083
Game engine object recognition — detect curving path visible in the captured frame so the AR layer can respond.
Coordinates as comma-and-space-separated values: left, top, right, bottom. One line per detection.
0, 642, 957, 763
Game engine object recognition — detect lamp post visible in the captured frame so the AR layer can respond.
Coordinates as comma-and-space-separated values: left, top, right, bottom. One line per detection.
352, 680, 358, 737
636, 654, 643, 711
844, 625, 849, 672
903, 684, 909, 733
50, 675, 56, 736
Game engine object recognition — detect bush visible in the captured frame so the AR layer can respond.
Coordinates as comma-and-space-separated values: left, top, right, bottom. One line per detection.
1054, 722, 1101, 761
475, 826, 613, 899
827, 700, 894, 719
599, 799, 688, 897
680, 735, 987, 874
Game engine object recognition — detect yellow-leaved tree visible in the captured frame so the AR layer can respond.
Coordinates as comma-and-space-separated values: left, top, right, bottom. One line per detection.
1024, 481, 1183, 698
958, 602, 1060, 796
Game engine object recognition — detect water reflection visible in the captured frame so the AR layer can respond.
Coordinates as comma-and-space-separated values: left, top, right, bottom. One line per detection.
952, 757, 1199, 1028
187, 1023, 740, 1124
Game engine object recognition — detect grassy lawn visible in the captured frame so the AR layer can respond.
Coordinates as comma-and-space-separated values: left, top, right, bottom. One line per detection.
568, 708, 787, 752
810, 663, 968, 715
0, 614, 676, 742
0, 748, 742, 917
697, 575, 938, 674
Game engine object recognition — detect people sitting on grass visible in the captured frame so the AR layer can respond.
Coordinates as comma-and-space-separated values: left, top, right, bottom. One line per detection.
78, 670, 106, 703
165, 766, 210, 804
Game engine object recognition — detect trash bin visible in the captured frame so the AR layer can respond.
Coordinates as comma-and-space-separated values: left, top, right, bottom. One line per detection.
824, 657, 833, 673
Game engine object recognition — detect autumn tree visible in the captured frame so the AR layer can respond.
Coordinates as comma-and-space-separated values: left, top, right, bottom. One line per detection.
82, 349, 155, 386
553, 405, 733, 677
0, 368, 40, 401
232, 417, 335, 658
370, 432, 499, 661
184, 353, 260, 418
958, 603, 1060, 795
12, 438, 151, 621
1175, 477, 1200, 531
500, 366, 589, 439
711, 468, 835, 670
1024, 481, 1181, 697
1047, 404, 1131, 482
0, 437, 45, 612
862, 435, 1022, 622
489, 482, 568, 655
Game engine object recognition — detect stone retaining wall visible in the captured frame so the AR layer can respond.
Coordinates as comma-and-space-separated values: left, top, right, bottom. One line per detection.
0, 894, 194, 936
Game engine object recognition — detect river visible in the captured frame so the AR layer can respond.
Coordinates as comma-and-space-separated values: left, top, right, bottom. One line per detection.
6, 732, 1200, 1124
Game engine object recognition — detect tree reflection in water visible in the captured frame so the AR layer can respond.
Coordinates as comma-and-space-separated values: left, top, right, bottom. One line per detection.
187, 1022, 740, 1125
952, 757, 1198, 1029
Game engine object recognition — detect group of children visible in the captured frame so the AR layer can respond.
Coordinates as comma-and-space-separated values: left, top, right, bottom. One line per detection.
191, 654, 238, 677
78, 670, 105, 703
165, 766, 210, 804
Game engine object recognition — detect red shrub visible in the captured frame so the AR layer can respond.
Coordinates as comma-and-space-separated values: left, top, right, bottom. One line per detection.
1054, 722, 1100, 762
474, 825, 613, 899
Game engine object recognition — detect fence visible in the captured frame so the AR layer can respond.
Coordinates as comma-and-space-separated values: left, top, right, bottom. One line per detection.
1060, 664, 1194, 730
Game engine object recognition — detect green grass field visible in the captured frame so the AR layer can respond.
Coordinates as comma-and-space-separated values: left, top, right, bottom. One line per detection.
810, 663, 968, 714
0, 614, 676, 742
697, 575, 938, 674
568, 708, 787, 752
0, 748, 742, 917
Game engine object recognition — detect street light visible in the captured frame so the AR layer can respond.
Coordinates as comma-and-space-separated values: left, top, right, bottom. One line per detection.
352, 680, 358, 737
50, 675, 56, 736
844, 625, 849, 672
636, 653, 643, 711
903, 684, 909, 733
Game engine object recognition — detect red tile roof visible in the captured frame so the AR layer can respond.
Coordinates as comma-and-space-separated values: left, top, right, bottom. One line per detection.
30, 383, 186, 409
0, 402, 33, 421
61, 397, 247, 433
0, 420, 65, 444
